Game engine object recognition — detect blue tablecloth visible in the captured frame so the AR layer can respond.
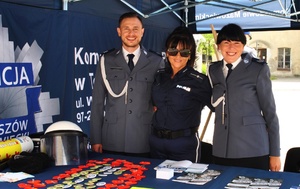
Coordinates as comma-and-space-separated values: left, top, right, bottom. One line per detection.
1, 152, 300, 189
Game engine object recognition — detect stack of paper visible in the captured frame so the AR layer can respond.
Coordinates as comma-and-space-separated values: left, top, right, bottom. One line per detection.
155, 159, 208, 173
0, 172, 34, 182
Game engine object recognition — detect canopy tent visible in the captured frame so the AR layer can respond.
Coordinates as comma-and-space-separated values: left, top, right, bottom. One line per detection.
1, 0, 299, 32
0, 0, 182, 51
0, 0, 182, 30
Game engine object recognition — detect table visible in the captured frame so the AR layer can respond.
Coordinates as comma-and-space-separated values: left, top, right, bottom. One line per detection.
1, 152, 300, 189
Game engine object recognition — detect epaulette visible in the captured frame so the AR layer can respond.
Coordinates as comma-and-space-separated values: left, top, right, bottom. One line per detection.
208, 62, 215, 66
209, 60, 221, 66
100, 48, 115, 57
242, 53, 266, 65
188, 71, 204, 81
149, 49, 163, 57
154, 67, 167, 85
156, 67, 166, 74
252, 57, 267, 64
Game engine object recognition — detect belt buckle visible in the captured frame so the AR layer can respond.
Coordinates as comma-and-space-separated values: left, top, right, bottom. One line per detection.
162, 130, 172, 139
155, 129, 172, 139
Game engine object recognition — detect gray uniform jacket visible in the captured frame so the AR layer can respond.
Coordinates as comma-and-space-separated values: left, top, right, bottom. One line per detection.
208, 53, 280, 159
90, 47, 164, 153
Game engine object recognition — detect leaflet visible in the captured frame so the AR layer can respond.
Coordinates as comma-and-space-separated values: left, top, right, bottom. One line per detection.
154, 159, 208, 173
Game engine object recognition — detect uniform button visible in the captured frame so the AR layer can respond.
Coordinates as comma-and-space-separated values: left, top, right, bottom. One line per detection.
129, 99, 133, 103
225, 126, 227, 129
129, 88, 133, 92
128, 110, 132, 114
129, 77, 133, 81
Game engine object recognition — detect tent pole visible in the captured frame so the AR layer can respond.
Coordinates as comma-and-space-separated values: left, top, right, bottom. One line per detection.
184, 0, 188, 27
62, 0, 68, 11
200, 24, 220, 141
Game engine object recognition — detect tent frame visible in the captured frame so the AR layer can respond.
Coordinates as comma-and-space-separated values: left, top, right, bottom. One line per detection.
119, 0, 300, 26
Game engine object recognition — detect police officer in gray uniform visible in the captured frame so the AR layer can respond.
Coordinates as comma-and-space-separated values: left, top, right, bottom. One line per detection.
208, 23, 281, 171
90, 12, 164, 156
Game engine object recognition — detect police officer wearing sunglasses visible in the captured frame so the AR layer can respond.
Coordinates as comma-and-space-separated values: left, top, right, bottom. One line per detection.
150, 26, 214, 162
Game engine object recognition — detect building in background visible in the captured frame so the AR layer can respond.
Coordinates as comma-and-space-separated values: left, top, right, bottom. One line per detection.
195, 30, 300, 77
248, 30, 300, 77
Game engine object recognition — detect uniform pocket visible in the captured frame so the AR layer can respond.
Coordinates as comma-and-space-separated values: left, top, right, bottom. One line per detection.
106, 70, 126, 80
104, 111, 118, 124
106, 70, 127, 93
243, 115, 266, 126
136, 72, 155, 93
136, 72, 154, 83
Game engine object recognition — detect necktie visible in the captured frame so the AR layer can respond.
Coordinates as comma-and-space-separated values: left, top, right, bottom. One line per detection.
127, 54, 135, 71
226, 64, 233, 79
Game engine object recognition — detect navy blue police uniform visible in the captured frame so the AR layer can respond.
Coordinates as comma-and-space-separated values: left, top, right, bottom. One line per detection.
150, 64, 213, 162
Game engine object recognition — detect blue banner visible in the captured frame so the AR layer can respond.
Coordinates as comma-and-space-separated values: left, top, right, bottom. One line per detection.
0, 86, 41, 141
0, 2, 117, 138
195, 0, 291, 31
0, 63, 33, 88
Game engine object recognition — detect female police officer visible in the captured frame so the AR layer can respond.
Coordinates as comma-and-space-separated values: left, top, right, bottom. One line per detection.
150, 26, 213, 162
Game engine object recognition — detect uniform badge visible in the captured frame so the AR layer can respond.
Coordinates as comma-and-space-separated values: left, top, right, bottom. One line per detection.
244, 58, 250, 64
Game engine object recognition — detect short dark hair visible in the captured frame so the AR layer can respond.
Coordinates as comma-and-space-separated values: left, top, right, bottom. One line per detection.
118, 12, 143, 27
165, 26, 196, 67
216, 23, 246, 45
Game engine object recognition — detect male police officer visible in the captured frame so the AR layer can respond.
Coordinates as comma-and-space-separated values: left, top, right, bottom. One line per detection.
90, 12, 164, 157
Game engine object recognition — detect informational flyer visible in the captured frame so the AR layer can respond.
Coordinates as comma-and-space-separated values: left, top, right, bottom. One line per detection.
172, 169, 221, 185
225, 175, 282, 189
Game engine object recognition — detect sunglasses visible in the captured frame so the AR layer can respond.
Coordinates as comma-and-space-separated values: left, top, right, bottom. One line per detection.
167, 48, 191, 57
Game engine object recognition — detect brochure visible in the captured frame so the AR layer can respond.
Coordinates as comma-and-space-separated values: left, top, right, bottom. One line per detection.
172, 169, 222, 185
0, 172, 34, 182
154, 159, 208, 173
225, 175, 283, 189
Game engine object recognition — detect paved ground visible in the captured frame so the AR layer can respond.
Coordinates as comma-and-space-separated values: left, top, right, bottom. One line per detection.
199, 77, 300, 171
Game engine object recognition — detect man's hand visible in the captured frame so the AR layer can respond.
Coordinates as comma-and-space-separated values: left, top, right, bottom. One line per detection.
92, 144, 103, 153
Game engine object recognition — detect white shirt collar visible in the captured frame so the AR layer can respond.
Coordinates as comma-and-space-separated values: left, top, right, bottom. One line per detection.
222, 57, 242, 78
123, 46, 141, 65
223, 57, 242, 70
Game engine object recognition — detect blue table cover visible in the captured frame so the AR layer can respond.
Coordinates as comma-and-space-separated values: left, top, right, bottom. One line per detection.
1, 152, 300, 189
